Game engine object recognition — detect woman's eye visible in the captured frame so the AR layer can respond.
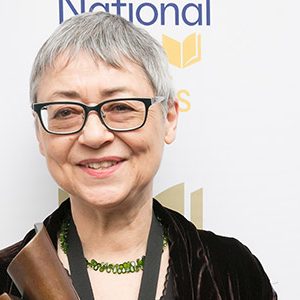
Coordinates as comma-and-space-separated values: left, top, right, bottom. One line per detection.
58, 109, 72, 117
110, 104, 134, 112
115, 105, 132, 111
52, 107, 80, 119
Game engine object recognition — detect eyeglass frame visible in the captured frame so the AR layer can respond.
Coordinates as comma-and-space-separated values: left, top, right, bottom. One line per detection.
32, 96, 166, 135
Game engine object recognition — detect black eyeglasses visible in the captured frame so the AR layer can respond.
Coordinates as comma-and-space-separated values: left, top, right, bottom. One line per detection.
32, 97, 165, 135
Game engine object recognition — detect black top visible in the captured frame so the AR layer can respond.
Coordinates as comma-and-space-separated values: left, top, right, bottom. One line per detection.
0, 199, 277, 299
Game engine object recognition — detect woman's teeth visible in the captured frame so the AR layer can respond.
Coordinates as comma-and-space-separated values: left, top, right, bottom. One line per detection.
86, 161, 118, 170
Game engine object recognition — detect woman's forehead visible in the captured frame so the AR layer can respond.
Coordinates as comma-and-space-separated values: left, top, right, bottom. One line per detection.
36, 52, 154, 101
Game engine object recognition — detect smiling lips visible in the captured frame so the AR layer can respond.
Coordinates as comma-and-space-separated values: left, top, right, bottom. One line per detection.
78, 157, 125, 178
85, 161, 118, 170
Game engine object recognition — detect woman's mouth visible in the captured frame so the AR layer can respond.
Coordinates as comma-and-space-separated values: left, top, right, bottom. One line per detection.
85, 161, 119, 170
78, 158, 125, 178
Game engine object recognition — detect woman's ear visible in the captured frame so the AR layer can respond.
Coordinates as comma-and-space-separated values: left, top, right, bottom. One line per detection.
164, 99, 179, 144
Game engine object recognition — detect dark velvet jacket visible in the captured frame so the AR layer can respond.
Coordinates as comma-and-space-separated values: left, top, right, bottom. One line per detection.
0, 199, 277, 299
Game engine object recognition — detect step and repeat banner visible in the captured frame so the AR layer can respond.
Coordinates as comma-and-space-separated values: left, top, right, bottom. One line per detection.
1, 1, 299, 298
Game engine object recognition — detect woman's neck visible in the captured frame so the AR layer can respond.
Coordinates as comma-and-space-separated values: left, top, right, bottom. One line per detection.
68, 195, 153, 261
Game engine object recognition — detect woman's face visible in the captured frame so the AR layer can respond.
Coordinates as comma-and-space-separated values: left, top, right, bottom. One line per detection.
35, 52, 178, 209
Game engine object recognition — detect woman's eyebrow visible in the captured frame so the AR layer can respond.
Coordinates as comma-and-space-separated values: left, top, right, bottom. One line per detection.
50, 90, 82, 99
51, 87, 132, 99
99, 87, 131, 99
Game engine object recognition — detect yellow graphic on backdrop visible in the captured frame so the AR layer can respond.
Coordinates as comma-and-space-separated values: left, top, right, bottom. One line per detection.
59, 183, 203, 229
155, 183, 203, 229
177, 89, 191, 112
59, 189, 68, 205
163, 33, 201, 68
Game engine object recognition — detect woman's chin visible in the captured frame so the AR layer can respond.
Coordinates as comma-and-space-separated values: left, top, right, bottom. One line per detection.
70, 191, 130, 210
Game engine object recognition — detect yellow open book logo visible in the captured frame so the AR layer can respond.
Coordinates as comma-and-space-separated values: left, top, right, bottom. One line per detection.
163, 33, 201, 68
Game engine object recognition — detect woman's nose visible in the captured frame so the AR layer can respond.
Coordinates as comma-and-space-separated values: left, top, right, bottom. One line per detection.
77, 112, 114, 148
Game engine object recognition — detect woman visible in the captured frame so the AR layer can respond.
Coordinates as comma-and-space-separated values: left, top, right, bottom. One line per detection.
0, 11, 276, 299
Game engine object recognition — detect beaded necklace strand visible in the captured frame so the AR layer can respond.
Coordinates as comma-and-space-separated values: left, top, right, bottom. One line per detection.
59, 216, 168, 275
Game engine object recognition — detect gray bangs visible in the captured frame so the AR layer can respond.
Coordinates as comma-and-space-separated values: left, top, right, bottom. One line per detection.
30, 11, 175, 112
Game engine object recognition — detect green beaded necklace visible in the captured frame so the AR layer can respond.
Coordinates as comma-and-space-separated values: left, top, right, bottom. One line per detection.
59, 216, 168, 275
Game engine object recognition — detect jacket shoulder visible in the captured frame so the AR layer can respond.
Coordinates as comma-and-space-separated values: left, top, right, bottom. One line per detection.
196, 230, 262, 275
197, 230, 277, 299
154, 201, 276, 299
0, 241, 23, 270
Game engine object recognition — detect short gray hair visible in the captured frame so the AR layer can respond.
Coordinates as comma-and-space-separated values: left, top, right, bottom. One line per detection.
30, 11, 175, 112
